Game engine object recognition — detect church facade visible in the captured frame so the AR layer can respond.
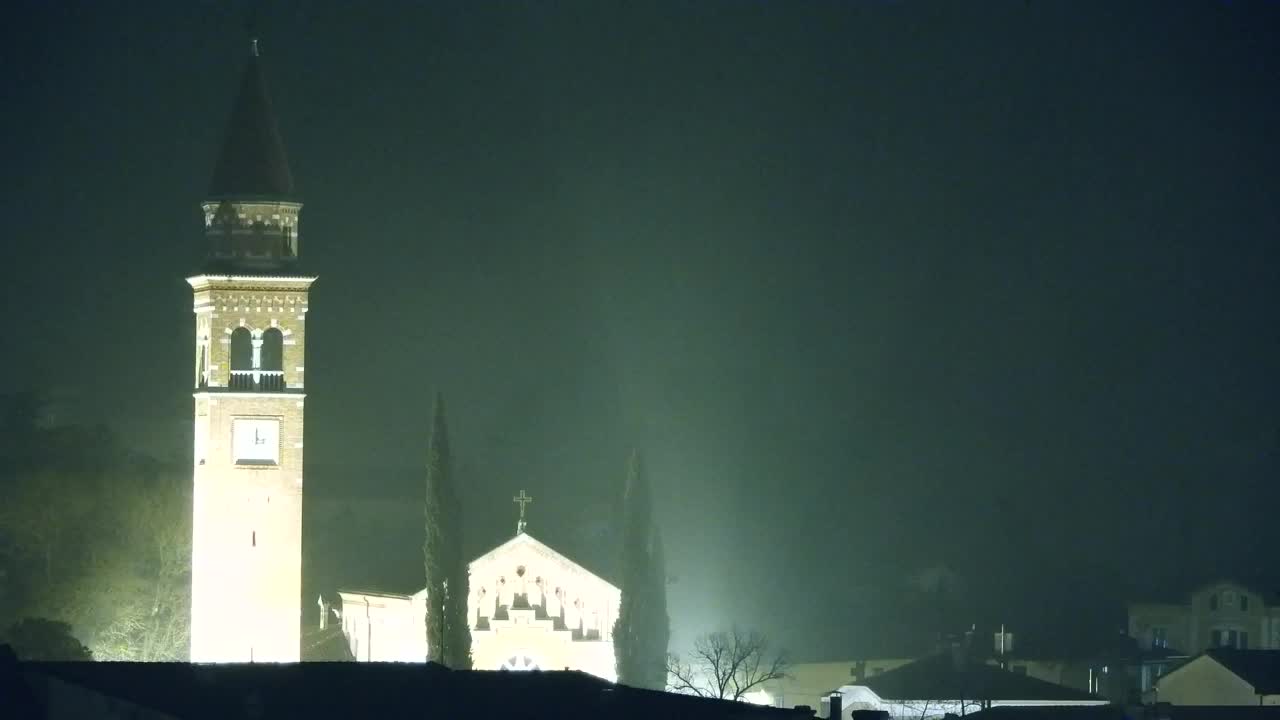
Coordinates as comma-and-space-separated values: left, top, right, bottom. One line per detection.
339, 526, 620, 681
188, 41, 313, 663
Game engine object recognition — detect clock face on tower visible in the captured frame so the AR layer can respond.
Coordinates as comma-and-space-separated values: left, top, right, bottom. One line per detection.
233, 418, 280, 466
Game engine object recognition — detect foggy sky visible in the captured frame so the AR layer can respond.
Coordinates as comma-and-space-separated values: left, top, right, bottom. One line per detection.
2, 1, 1279, 660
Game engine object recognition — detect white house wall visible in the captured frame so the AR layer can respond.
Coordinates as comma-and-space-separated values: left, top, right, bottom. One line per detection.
821, 685, 1108, 720
337, 591, 425, 662
1155, 655, 1267, 705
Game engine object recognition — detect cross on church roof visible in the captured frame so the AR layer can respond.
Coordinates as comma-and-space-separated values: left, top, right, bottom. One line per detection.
512, 490, 532, 535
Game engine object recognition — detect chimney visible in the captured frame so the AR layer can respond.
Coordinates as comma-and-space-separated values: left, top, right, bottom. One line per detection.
828, 691, 843, 720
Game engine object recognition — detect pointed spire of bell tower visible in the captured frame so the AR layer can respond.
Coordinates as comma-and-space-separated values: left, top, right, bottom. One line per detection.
208, 37, 294, 199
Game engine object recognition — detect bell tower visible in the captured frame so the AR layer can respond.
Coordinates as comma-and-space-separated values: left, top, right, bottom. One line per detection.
188, 40, 313, 663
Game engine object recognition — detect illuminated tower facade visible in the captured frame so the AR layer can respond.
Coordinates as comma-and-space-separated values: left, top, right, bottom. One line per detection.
188, 41, 313, 663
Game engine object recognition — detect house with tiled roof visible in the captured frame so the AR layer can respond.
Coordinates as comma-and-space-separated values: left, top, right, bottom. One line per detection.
818, 652, 1107, 720
1128, 581, 1280, 657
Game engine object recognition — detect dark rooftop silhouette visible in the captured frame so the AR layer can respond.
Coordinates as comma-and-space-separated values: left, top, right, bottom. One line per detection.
6, 651, 815, 720
861, 653, 1101, 702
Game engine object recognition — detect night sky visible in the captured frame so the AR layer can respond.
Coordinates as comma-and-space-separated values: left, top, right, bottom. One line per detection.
3, 1, 1279, 660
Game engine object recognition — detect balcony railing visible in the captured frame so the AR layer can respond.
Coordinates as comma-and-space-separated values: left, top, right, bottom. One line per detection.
228, 369, 286, 392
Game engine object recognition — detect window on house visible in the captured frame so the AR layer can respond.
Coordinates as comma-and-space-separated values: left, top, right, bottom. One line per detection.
1142, 664, 1166, 692
1241, 595, 1250, 612
1151, 627, 1168, 649
1213, 629, 1248, 649
1210, 594, 1220, 611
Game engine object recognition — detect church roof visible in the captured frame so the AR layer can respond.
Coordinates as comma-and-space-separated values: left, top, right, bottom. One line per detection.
334, 532, 618, 600
471, 532, 619, 593
207, 42, 295, 199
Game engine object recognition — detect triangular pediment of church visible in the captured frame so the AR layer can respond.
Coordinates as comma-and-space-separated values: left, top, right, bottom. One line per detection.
469, 533, 618, 595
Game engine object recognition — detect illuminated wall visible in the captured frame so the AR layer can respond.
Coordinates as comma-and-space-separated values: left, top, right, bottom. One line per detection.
189, 272, 316, 663
469, 532, 619, 681
1154, 653, 1280, 706
339, 532, 619, 681
337, 591, 426, 662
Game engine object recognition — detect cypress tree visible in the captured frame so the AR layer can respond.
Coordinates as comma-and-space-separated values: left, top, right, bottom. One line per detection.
648, 526, 671, 689
442, 474, 472, 669
422, 393, 470, 666
613, 449, 669, 689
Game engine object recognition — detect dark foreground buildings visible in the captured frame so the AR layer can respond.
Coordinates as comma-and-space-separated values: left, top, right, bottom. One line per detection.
1, 646, 812, 720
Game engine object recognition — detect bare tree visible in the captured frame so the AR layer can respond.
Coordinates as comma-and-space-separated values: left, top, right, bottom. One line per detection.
0, 459, 191, 662
666, 627, 789, 702
889, 698, 934, 720
89, 478, 191, 661
886, 698, 986, 720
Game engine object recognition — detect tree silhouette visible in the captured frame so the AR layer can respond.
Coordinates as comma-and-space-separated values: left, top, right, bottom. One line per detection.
4, 618, 92, 661
422, 393, 471, 668
613, 449, 669, 689
666, 627, 788, 702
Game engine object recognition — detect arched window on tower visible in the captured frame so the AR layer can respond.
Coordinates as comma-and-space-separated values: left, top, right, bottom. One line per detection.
260, 328, 284, 391
197, 345, 208, 388
230, 328, 252, 390
261, 328, 283, 370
